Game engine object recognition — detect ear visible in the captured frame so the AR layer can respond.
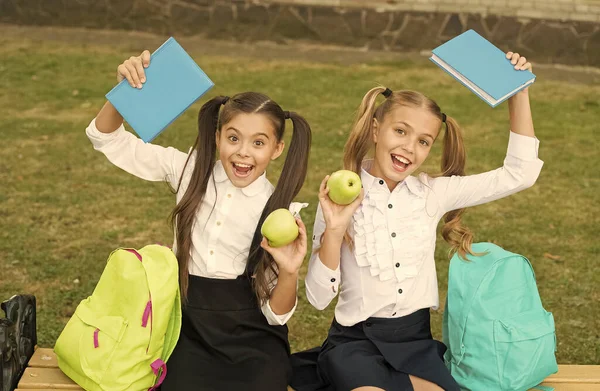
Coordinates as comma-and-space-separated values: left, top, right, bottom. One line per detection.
271, 140, 285, 160
215, 130, 221, 150
372, 118, 379, 144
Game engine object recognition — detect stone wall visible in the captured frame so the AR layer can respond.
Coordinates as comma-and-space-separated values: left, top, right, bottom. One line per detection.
1, 0, 599, 67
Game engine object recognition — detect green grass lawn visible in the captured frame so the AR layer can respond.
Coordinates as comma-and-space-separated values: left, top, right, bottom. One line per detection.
0, 35, 598, 365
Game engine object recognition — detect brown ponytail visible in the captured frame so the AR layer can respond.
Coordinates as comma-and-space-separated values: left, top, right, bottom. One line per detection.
169, 95, 227, 302
247, 111, 312, 304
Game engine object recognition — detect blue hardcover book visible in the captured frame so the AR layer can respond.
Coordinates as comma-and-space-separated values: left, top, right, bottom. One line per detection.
430, 30, 535, 107
106, 37, 214, 142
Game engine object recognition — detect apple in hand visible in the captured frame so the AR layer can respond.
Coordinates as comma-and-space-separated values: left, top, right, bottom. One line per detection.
327, 170, 362, 205
261, 208, 299, 248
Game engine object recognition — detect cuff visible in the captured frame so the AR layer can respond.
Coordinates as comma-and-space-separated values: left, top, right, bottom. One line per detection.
310, 253, 341, 288
263, 297, 297, 326
507, 130, 540, 161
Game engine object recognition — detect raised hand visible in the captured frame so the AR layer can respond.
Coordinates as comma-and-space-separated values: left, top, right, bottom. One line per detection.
117, 50, 151, 89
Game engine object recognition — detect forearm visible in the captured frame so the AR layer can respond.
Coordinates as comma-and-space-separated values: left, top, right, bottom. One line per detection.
268, 270, 298, 315
95, 101, 124, 134
508, 90, 535, 138
318, 229, 345, 271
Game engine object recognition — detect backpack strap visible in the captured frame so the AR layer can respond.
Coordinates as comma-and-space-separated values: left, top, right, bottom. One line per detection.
148, 359, 167, 390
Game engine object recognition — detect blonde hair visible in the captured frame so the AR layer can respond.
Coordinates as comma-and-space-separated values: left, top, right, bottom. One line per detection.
343, 86, 475, 260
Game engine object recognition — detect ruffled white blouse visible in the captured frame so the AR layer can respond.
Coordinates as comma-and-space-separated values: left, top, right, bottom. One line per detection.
305, 131, 544, 327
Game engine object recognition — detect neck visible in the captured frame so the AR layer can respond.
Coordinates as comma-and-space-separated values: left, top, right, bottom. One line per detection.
368, 161, 399, 192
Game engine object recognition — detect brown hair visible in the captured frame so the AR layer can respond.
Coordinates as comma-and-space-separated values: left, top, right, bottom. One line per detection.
170, 92, 312, 303
343, 86, 474, 259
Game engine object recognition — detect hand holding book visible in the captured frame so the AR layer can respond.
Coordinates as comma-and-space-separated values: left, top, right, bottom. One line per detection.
103, 37, 214, 142
429, 30, 535, 107
117, 50, 151, 88
506, 51, 533, 96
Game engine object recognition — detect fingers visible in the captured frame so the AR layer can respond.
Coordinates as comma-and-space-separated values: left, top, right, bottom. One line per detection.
506, 51, 532, 71
318, 175, 330, 199
132, 56, 147, 84
117, 64, 135, 88
296, 218, 308, 249
348, 188, 365, 212
516, 56, 527, 70
260, 237, 272, 252
124, 57, 143, 88
117, 53, 148, 88
140, 50, 151, 68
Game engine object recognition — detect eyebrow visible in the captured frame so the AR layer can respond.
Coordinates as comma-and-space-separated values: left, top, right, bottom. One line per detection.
393, 121, 434, 140
225, 126, 271, 139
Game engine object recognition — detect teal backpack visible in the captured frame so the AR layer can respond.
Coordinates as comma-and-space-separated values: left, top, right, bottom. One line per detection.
54, 244, 181, 391
443, 242, 558, 391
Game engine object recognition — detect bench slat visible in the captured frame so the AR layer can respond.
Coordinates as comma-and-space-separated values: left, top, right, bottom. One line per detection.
543, 365, 600, 383
17, 367, 83, 390
532, 384, 600, 390
19, 349, 600, 390
28, 348, 59, 368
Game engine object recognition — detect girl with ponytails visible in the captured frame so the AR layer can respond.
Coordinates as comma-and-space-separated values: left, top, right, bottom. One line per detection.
292, 52, 542, 391
87, 50, 311, 390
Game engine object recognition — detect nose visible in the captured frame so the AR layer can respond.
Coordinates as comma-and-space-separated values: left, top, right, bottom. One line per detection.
401, 141, 415, 155
236, 141, 250, 158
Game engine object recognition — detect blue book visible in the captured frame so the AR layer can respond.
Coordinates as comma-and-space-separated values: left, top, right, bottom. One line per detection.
106, 37, 214, 142
429, 30, 535, 107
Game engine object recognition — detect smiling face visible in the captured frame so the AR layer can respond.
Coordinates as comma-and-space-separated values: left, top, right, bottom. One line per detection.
216, 112, 284, 188
370, 105, 442, 190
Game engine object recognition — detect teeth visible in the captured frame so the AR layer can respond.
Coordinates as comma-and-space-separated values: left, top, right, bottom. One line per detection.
393, 155, 410, 165
235, 163, 252, 168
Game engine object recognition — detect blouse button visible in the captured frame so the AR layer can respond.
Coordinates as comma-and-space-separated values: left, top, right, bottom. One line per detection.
391, 232, 396, 238
398, 288, 403, 294
330, 278, 336, 283
379, 180, 384, 185
395, 262, 400, 268
388, 204, 393, 209
216, 221, 221, 226
227, 194, 232, 198
209, 250, 214, 255
365, 321, 372, 327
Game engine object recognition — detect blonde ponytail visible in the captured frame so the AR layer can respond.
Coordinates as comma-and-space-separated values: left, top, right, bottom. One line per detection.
343, 86, 387, 173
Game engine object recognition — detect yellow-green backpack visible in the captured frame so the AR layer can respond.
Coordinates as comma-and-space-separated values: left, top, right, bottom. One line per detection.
54, 244, 181, 390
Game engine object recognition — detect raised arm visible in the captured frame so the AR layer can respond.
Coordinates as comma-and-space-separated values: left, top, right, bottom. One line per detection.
87, 50, 188, 188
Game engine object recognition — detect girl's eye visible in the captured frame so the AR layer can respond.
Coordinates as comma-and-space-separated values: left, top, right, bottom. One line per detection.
254, 140, 265, 146
228, 136, 238, 142
420, 140, 429, 146
395, 129, 406, 135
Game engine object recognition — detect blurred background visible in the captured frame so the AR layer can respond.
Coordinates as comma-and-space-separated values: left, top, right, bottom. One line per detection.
0, 0, 598, 364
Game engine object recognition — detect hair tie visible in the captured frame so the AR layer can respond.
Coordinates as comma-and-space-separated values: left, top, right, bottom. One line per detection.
283, 111, 291, 119
382, 88, 393, 98
441, 113, 447, 123
221, 96, 230, 105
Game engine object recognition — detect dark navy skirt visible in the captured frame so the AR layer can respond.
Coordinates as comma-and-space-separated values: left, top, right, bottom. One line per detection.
291, 309, 459, 391
161, 274, 291, 391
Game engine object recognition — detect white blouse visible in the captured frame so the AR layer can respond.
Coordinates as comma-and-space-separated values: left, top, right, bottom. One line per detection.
86, 118, 297, 326
305, 131, 544, 327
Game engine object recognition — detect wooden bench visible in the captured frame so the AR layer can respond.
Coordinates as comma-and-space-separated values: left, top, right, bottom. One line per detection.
15, 348, 600, 391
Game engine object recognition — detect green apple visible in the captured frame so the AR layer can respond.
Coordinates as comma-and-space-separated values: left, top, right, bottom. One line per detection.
261, 208, 299, 248
327, 170, 362, 205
